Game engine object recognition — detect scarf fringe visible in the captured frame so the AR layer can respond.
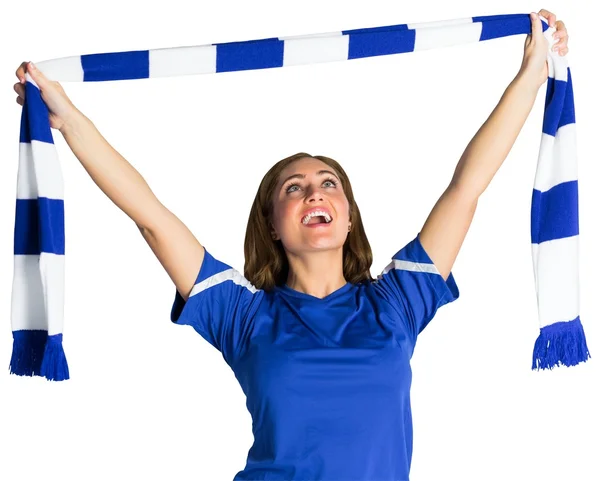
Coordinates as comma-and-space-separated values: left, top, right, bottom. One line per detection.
9, 331, 69, 381
532, 317, 590, 370
40, 334, 70, 381
9, 330, 46, 376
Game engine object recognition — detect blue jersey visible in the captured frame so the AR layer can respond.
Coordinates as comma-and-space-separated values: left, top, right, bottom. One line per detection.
170, 233, 459, 481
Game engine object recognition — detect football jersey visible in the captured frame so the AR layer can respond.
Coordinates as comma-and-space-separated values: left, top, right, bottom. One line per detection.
170, 232, 459, 481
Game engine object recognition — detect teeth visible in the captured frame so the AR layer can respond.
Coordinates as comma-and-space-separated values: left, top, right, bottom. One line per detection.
302, 211, 332, 224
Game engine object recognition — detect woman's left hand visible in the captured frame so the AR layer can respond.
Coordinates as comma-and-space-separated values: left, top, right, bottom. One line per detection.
519, 9, 570, 90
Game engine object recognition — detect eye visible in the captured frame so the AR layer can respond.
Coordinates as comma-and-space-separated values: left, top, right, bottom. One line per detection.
285, 177, 338, 194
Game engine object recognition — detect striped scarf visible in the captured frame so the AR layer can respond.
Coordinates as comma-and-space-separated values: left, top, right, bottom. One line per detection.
11, 13, 589, 381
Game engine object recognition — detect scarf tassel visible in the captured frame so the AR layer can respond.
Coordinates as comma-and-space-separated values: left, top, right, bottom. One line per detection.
532, 317, 590, 370
9, 331, 69, 381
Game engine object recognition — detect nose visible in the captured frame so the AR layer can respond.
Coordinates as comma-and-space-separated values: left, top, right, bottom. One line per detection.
306, 187, 324, 202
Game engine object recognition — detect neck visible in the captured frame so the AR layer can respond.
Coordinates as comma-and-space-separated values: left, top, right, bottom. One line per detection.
285, 248, 347, 299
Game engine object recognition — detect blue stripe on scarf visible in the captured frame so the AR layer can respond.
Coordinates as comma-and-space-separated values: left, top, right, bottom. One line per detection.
346, 29, 416, 59
82, 50, 150, 81
14, 198, 65, 255
543, 72, 576, 135
19, 83, 54, 143
531, 182, 579, 244
475, 14, 536, 40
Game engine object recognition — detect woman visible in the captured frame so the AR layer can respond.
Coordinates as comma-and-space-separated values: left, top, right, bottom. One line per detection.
13, 9, 569, 481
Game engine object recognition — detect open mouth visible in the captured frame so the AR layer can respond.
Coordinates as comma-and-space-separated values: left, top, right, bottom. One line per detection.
302, 214, 332, 226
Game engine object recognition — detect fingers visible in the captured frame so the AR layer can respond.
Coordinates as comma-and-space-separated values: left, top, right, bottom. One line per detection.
14, 61, 28, 106
15, 61, 38, 84
16, 61, 40, 82
533, 10, 569, 56
15, 61, 29, 84
14, 75, 26, 105
552, 21, 569, 54
542, 12, 569, 55
552, 29, 569, 53
538, 9, 557, 27
14, 82, 24, 95
15, 61, 34, 106
14, 82, 25, 105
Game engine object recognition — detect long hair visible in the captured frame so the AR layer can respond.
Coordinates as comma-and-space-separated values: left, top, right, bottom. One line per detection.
243, 152, 375, 291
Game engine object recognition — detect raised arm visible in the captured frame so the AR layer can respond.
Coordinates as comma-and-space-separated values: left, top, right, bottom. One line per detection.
60, 110, 205, 301
419, 10, 566, 281
418, 73, 538, 281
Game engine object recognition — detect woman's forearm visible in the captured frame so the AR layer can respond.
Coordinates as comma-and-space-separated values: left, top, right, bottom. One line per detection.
450, 72, 540, 198
60, 110, 163, 229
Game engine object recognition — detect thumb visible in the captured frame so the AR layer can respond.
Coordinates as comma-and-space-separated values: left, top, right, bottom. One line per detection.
26, 61, 46, 88
530, 12, 542, 37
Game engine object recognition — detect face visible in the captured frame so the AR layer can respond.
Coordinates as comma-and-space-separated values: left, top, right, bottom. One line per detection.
270, 157, 351, 253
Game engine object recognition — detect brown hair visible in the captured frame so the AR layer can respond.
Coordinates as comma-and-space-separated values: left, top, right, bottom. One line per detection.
243, 152, 375, 291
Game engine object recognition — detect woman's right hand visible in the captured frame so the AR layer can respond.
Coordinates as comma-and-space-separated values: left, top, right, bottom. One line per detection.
14, 61, 79, 132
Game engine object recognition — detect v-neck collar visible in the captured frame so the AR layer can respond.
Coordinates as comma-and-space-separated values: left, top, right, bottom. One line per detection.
275, 282, 353, 302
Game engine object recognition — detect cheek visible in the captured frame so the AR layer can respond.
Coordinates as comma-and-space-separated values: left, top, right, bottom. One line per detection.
274, 202, 296, 229
337, 196, 351, 216
284, 205, 299, 227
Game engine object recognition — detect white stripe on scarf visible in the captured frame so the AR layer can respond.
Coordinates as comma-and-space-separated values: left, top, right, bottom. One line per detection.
11, 13, 589, 381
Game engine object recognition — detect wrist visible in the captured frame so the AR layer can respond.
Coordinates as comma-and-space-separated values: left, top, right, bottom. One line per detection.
512, 70, 542, 96
59, 109, 89, 136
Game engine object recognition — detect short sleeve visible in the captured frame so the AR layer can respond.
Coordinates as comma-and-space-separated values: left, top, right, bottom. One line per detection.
372, 232, 460, 341
170, 247, 263, 366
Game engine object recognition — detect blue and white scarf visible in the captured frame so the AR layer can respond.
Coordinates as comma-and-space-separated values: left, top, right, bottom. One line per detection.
11, 13, 589, 381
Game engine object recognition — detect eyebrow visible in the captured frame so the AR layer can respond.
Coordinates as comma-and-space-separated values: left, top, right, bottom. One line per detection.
280, 170, 340, 189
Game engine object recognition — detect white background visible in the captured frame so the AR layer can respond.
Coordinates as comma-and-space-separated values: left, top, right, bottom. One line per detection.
1, 1, 598, 480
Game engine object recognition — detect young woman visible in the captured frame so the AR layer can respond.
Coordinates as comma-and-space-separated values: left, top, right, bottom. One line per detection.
13, 9, 569, 480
